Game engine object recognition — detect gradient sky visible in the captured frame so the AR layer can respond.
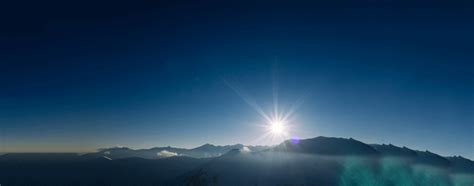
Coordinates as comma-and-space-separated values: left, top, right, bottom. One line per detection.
0, 0, 472, 158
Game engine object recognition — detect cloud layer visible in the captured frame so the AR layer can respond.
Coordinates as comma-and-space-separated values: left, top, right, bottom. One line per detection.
157, 150, 178, 157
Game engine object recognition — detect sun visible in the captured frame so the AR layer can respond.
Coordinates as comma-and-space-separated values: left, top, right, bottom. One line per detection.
269, 119, 286, 136
224, 78, 302, 143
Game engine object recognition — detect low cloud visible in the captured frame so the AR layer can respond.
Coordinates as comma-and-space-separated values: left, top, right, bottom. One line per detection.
242, 146, 251, 153
157, 150, 178, 157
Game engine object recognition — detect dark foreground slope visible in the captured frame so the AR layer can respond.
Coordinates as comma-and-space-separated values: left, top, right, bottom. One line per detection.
0, 155, 209, 186
1, 137, 473, 186
178, 137, 474, 186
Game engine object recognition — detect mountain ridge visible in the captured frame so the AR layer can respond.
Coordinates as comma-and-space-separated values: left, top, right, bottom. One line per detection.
1, 136, 472, 186
2, 136, 471, 162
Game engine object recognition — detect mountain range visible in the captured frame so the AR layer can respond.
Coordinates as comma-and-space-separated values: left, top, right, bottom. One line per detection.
1, 136, 473, 186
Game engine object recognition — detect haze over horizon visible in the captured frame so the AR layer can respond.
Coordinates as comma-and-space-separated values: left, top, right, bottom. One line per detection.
0, 0, 472, 160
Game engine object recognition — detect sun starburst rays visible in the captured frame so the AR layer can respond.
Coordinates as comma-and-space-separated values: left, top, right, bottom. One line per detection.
223, 77, 307, 145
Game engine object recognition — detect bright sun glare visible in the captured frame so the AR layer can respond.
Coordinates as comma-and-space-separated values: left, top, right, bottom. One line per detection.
224, 79, 303, 143
269, 119, 286, 136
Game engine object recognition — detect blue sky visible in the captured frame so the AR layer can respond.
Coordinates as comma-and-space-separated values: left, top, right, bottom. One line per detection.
0, 0, 472, 158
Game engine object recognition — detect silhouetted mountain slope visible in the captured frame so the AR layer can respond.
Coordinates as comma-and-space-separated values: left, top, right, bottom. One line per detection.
176, 148, 342, 186
415, 150, 451, 168
371, 144, 417, 157
274, 136, 379, 155
447, 156, 474, 174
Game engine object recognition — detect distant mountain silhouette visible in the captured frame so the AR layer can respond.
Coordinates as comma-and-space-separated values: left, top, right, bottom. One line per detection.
274, 136, 379, 155
82, 144, 268, 160
415, 150, 452, 168
187, 144, 244, 158
82, 146, 190, 160
1, 136, 472, 186
371, 144, 418, 157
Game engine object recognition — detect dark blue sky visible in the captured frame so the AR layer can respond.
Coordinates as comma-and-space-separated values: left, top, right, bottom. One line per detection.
1, 0, 472, 158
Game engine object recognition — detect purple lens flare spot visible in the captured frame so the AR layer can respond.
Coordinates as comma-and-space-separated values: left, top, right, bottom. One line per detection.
291, 136, 300, 144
